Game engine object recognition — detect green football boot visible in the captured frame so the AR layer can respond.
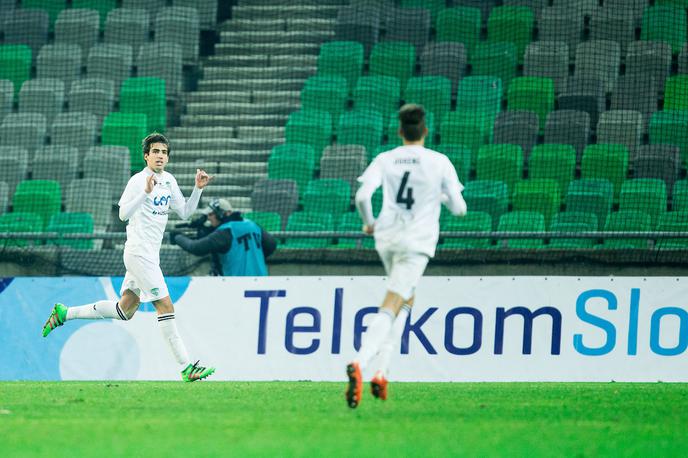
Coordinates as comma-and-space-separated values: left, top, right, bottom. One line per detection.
181, 360, 216, 382
42, 303, 68, 337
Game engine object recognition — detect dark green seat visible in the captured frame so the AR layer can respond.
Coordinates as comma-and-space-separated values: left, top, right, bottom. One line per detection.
618, 178, 667, 229
285, 110, 333, 164
300, 75, 348, 129
317, 41, 364, 93
119, 77, 166, 133
101, 112, 148, 172
353, 76, 400, 125
528, 144, 576, 202
663, 75, 688, 111
440, 111, 491, 165
267, 144, 316, 199
303, 179, 351, 224
440, 211, 492, 249
369, 41, 416, 91
284, 211, 334, 249
476, 144, 523, 198
400, 0, 446, 26
243, 211, 282, 233
672, 179, 688, 211
435, 144, 471, 183
649, 110, 688, 168
337, 110, 384, 155
565, 179, 614, 230
436, 7, 481, 56
471, 42, 518, 93
548, 211, 598, 249
403, 76, 452, 129
497, 211, 545, 249
0, 212, 42, 247
46, 212, 94, 250
336, 212, 374, 249
462, 180, 509, 230
12, 180, 62, 229
0, 45, 32, 99
488, 6, 535, 64
601, 211, 652, 249
655, 211, 688, 249
581, 144, 629, 203
507, 77, 554, 132
456, 76, 502, 138
512, 179, 560, 229
641, 5, 686, 54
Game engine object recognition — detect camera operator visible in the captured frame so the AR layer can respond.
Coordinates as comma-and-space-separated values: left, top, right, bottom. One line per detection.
170, 198, 276, 276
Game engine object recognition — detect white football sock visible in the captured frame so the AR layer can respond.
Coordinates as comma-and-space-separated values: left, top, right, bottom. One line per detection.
157, 313, 190, 369
65, 300, 129, 321
373, 304, 411, 377
354, 308, 395, 370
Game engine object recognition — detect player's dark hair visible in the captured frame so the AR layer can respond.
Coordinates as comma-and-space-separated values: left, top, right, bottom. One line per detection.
142, 132, 170, 158
399, 104, 427, 142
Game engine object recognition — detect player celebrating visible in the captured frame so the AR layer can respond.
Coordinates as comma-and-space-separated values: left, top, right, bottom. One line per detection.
345, 104, 467, 408
42, 133, 216, 382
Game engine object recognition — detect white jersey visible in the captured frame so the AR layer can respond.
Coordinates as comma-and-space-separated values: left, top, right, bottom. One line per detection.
356, 144, 466, 257
118, 167, 202, 262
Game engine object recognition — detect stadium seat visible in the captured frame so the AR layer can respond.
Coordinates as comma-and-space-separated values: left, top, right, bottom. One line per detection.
2, 9, 49, 57
558, 76, 606, 128
600, 211, 652, 249
497, 211, 545, 249
0, 45, 32, 98
543, 110, 590, 162
618, 178, 668, 229
243, 212, 282, 233
337, 110, 384, 157
507, 77, 554, 132
284, 211, 334, 249
0, 181, 7, 215
72, 0, 117, 29
625, 41, 672, 93
679, 44, 688, 75
154, 7, 200, 63
303, 179, 351, 224
664, 76, 688, 111
539, 6, 583, 59
493, 111, 539, 160
503, 0, 546, 18
320, 147, 367, 193
596, 111, 643, 158
122, 0, 166, 15
440, 211, 492, 249
0, 147, 28, 198
173, 0, 217, 31
471, 42, 518, 93
524, 41, 569, 94
301, 76, 348, 129
251, 179, 299, 231
138, 43, 183, 99
0, 113, 47, 157
455, 76, 502, 141
369, 41, 416, 91
0, 212, 42, 247
18, 79, 65, 127
589, 8, 635, 54
655, 211, 688, 249
22, 0, 66, 31
267, 144, 315, 199
285, 110, 333, 164
334, 5, 380, 57
383, 7, 430, 52
632, 145, 681, 192
336, 212, 374, 249
404, 77, 452, 130
55, 9, 100, 65
574, 40, 620, 94
46, 213, 95, 250
565, 179, 614, 230
454, 0, 499, 23
317, 41, 364, 93
440, 111, 491, 165
322, 144, 367, 162
610, 75, 658, 132
551, 0, 599, 16
476, 144, 523, 198
82, 147, 129, 201
462, 180, 509, 230
87, 44, 133, 99
436, 7, 481, 57
48, 112, 95, 154
649, 110, 688, 167
66, 178, 113, 231
119, 77, 166, 133
104, 8, 150, 56
435, 144, 471, 184
641, 5, 686, 54
32, 146, 79, 191
581, 144, 629, 202
12, 179, 61, 229
487, 6, 534, 64
0, 80, 10, 125
353, 76, 401, 126
605, 0, 646, 26
419, 44, 467, 99
36, 44, 82, 93
69, 78, 116, 128
400, 0, 445, 26
101, 112, 148, 172
672, 179, 688, 211
528, 144, 576, 200
512, 179, 560, 229
548, 211, 599, 249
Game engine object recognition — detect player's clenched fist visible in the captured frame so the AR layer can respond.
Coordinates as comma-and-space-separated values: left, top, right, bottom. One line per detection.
195, 169, 213, 189
145, 173, 157, 194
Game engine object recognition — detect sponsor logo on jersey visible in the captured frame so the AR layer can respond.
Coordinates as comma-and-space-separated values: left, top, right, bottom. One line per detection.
153, 195, 171, 206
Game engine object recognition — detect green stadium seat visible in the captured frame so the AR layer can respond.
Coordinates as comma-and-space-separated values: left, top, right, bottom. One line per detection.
317, 41, 364, 93
528, 144, 576, 201
440, 111, 491, 165
303, 179, 351, 224
512, 179, 560, 228
580, 144, 630, 202
119, 77, 166, 133
46, 212, 94, 250
353, 76, 400, 125
507, 77, 554, 132
101, 112, 148, 172
663, 75, 688, 111
471, 42, 518, 93
22, 0, 67, 31
618, 178, 667, 229
403, 76, 452, 129
300, 75, 348, 129
12, 180, 61, 229
0, 212, 42, 247
284, 211, 334, 249
336, 212, 374, 249
565, 179, 614, 231
436, 7, 481, 56
72, 0, 117, 29
400, 0, 446, 26
267, 144, 315, 199
641, 5, 687, 54
456, 76, 502, 135
0, 45, 32, 99
673, 179, 688, 211
369, 41, 416, 92
601, 211, 652, 249
487, 6, 535, 64
440, 211, 492, 249
387, 111, 435, 147
656, 211, 688, 249
548, 211, 599, 249
243, 212, 282, 233
497, 211, 545, 249
337, 110, 384, 155
285, 110, 333, 164
476, 144, 523, 198
462, 180, 509, 230
435, 144, 471, 183
649, 111, 688, 167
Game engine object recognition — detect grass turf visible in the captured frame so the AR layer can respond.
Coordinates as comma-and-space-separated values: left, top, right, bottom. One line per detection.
0, 382, 686, 457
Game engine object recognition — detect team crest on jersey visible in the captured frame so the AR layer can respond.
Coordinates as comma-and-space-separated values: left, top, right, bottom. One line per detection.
151, 288, 160, 296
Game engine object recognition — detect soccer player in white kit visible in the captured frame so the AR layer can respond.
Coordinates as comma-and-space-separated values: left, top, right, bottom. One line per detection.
345, 104, 467, 408
42, 133, 216, 382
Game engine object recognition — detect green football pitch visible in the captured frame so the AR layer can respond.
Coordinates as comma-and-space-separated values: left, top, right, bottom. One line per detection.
1, 382, 686, 457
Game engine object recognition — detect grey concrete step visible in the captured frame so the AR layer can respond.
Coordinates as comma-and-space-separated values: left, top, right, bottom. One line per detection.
186, 90, 300, 105
236, 126, 285, 140
176, 172, 267, 187
172, 144, 275, 160
181, 114, 289, 127
218, 161, 268, 174
219, 30, 334, 44
232, 5, 341, 20
205, 54, 317, 68
185, 101, 298, 116
215, 42, 321, 56
198, 78, 305, 92
203, 66, 316, 80
168, 161, 268, 175
236, 0, 345, 6
168, 126, 235, 139
220, 18, 336, 33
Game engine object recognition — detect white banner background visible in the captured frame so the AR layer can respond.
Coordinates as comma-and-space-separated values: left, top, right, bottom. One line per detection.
58, 277, 688, 382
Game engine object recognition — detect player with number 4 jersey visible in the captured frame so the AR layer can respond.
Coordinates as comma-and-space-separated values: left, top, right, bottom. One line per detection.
345, 104, 467, 408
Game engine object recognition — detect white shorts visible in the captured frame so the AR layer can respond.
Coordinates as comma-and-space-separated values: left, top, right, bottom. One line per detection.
377, 249, 429, 300
120, 251, 169, 303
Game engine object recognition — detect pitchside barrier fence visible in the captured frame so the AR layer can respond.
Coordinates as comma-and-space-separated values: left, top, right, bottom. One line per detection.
2, 0, 688, 275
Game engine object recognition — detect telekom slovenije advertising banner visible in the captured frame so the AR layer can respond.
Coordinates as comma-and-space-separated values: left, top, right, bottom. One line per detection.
1, 276, 686, 381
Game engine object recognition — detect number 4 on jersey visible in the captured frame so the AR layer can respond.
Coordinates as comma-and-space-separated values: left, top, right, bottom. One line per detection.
396, 171, 415, 210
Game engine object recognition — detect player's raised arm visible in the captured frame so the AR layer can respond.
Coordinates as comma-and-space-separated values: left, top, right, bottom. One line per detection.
118, 174, 155, 222
170, 169, 212, 220
441, 156, 467, 217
